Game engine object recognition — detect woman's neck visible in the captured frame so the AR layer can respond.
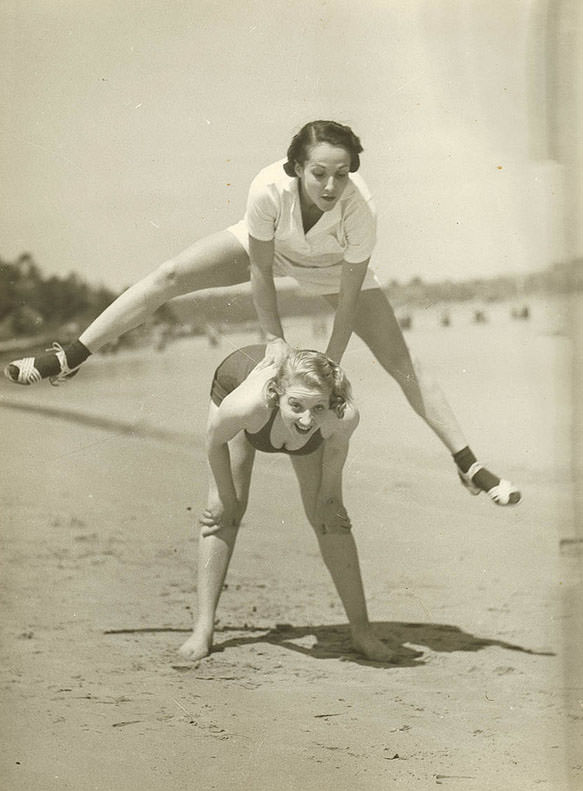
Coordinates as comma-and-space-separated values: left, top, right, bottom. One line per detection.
298, 185, 323, 233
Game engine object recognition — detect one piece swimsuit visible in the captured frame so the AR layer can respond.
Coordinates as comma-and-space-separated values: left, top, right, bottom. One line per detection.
210, 344, 324, 456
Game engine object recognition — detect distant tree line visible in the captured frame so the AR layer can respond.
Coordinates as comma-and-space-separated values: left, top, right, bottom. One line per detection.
0, 253, 119, 340
173, 259, 583, 322
385, 260, 583, 309
1, 252, 580, 344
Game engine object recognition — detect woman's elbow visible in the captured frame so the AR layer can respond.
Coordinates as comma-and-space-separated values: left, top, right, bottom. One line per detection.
206, 431, 224, 456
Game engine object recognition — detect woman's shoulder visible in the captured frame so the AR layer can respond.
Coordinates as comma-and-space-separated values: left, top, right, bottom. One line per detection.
321, 402, 360, 440
218, 368, 272, 428
342, 171, 375, 217
340, 402, 360, 431
347, 169, 372, 200
249, 159, 295, 195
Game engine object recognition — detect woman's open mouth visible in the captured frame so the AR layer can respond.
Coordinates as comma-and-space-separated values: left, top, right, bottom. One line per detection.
294, 422, 313, 434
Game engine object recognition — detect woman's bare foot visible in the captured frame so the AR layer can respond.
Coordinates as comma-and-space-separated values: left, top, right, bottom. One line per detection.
351, 626, 396, 662
178, 627, 213, 662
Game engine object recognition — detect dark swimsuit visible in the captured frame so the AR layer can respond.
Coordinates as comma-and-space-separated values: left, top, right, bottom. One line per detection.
244, 405, 323, 455
210, 344, 324, 456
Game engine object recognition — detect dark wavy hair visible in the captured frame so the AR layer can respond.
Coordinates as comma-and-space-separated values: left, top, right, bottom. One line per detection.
283, 120, 363, 177
265, 348, 353, 419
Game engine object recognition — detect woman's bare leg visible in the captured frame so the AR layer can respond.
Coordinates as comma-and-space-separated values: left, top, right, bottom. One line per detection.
5, 231, 250, 384
80, 231, 249, 351
325, 288, 521, 504
290, 449, 395, 662
179, 418, 255, 662
326, 288, 466, 453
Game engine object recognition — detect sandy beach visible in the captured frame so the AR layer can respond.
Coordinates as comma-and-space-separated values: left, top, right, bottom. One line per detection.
1, 296, 581, 790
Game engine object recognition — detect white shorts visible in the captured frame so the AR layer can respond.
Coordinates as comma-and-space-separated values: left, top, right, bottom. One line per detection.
226, 220, 383, 297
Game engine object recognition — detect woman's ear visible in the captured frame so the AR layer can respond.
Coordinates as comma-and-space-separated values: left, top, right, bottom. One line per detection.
330, 395, 346, 419
265, 380, 280, 407
294, 161, 303, 179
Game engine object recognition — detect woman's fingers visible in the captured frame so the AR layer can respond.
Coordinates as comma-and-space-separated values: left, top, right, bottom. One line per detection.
199, 508, 241, 530
316, 499, 352, 534
324, 500, 351, 531
254, 355, 274, 371
259, 338, 292, 368
330, 514, 351, 530
200, 523, 223, 537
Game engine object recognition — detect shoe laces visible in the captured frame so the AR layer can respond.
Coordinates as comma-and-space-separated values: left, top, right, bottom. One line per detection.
47, 342, 78, 386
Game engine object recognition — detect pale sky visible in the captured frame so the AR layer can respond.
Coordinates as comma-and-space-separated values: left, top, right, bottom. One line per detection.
0, 0, 570, 290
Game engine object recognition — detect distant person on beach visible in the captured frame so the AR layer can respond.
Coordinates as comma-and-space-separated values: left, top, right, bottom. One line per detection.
179, 344, 396, 663
4, 120, 520, 506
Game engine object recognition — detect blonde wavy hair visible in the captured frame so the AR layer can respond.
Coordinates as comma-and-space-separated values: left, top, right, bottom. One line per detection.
265, 349, 353, 419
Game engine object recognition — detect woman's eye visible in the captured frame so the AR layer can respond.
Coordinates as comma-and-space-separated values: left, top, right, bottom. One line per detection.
314, 405, 326, 413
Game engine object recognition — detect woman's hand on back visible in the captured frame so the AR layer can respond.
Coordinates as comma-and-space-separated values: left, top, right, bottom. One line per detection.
256, 337, 292, 370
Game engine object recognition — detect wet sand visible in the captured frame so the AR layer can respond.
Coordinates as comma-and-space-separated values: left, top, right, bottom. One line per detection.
1, 298, 581, 790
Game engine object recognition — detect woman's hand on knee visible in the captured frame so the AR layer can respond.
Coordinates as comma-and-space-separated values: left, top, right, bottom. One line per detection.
199, 496, 244, 535
314, 496, 352, 535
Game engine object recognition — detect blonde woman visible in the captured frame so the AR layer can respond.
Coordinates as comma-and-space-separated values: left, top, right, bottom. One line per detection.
179, 344, 397, 664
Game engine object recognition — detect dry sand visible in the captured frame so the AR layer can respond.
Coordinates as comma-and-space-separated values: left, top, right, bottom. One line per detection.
1, 297, 581, 790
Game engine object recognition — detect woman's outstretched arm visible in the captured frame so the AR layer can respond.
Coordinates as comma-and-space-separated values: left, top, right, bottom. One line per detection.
249, 235, 291, 365
325, 260, 369, 363
204, 395, 258, 529
315, 407, 360, 533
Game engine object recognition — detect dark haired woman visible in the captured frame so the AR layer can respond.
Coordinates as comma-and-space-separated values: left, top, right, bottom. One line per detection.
5, 120, 520, 506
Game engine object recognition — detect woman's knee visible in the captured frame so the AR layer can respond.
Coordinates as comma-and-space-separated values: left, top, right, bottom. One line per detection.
356, 323, 414, 378
306, 513, 320, 533
366, 341, 417, 382
407, 354, 438, 391
150, 258, 186, 299
306, 504, 353, 536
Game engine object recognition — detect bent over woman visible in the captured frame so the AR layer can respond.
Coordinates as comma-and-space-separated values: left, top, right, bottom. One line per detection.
5, 120, 520, 506
179, 344, 396, 663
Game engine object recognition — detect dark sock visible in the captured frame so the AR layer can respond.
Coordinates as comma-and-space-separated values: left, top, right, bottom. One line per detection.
30, 339, 91, 378
452, 446, 476, 474
453, 445, 500, 492
64, 340, 91, 369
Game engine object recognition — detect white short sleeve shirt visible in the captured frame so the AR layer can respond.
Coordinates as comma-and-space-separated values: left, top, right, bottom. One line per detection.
227, 160, 381, 295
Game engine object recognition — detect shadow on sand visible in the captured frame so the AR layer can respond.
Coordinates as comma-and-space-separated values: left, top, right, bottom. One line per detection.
208, 620, 555, 669
106, 621, 555, 669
